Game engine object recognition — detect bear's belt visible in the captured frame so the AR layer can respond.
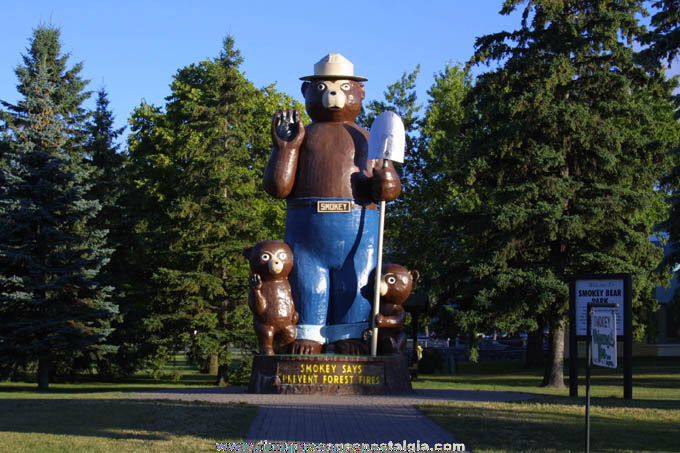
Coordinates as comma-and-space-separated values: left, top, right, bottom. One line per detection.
287, 199, 376, 212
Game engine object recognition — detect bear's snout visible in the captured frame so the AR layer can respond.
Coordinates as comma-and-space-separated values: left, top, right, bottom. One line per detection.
380, 280, 389, 296
269, 259, 284, 275
322, 89, 346, 109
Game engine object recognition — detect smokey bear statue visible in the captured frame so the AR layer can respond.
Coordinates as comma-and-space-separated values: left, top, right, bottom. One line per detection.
263, 53, 401, 354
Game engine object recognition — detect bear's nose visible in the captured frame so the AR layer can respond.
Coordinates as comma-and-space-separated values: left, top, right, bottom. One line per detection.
269, 259, 284, 275
330, 91, 337, 95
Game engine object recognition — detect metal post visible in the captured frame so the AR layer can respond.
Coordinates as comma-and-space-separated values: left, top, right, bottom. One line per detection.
585, 304, 592, 453
624, 274, 633, 399
370, 161, 389, 357
569, 278, 578, 397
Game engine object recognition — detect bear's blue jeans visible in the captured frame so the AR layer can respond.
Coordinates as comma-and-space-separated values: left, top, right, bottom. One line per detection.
284, 198, 378, 344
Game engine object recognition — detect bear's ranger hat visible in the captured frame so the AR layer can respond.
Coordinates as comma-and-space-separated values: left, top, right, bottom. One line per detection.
300, 53, 368, 82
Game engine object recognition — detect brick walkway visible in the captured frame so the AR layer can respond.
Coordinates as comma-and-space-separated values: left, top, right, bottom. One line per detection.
246, 402, 457, 446
131, 387, 535, 449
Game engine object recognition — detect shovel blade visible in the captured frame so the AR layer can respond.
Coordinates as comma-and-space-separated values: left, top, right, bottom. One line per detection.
368, 111, 405, 163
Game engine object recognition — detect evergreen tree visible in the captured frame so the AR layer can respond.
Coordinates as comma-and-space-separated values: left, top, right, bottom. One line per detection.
126, 36, 305, 383
83, 88, 132, 376
640, 0, 680, 70
0, 62, 116, 390
86, 88, 126, 213
361, 65, 473, 342
455, 0, 679, 386
641, 1, 680, 313
359, 66, 422, 169
1, 26, 90, 157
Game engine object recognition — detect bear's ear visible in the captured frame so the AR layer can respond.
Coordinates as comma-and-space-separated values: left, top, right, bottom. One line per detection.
242, 247, 252, 259
301, 81, 311, 97
356, 82, 365, 100
410, 270, 420, 283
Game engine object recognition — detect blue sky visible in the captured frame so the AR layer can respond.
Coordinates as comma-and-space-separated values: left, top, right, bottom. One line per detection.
1, 1, 528, 135
0, 1, 665, 138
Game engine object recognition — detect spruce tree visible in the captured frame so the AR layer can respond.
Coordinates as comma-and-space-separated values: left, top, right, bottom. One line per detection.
0, 62, 116, 390
640, 0, 680, 70
1, 26, 90, 158
641, 1, 680, 316
455, 0, 679, 386
83, 88, 132, 376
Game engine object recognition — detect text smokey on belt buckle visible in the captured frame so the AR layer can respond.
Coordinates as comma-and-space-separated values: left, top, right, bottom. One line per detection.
317, 201, 353, 213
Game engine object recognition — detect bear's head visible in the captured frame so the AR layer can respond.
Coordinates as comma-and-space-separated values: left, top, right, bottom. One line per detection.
301, 79, 364, 122
379, 263, 419, 305
243, 241, 293, 281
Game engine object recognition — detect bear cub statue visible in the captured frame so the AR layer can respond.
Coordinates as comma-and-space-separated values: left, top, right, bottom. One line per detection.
369, 263, 419, 355
243, 241, 298, 355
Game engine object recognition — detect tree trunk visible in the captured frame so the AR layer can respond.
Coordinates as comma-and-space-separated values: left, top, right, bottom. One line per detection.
38, 356, 50, 391
216, 364, 229, 387
525, 321, 545, 369
208, 353, 219, 375
542, 316, 566, 388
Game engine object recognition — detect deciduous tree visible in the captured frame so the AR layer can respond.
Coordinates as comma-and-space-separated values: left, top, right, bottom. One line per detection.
126, 36, 305, 383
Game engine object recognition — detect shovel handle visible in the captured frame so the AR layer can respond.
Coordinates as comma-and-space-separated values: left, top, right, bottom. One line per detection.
370, 159, 390, 356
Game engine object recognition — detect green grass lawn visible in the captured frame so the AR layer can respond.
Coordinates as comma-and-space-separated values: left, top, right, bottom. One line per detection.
0, 399, 256, 453
414, 357, 680, 399
1, 356, 678, 452
0, 356, 256, 452
416, 357, 680, 452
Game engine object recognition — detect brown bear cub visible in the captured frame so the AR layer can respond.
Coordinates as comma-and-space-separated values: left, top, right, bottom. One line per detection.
243, 241, 298, 355
374, 263, 419, 355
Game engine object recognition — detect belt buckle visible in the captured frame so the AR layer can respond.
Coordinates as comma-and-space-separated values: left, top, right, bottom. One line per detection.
316, 201, 353, 213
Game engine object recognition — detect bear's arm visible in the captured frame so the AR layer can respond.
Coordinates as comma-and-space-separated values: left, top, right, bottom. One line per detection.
263, 145, 299, 198
250, 288, 267, 316
263, 111, 304, 198
376, 304, 406, 328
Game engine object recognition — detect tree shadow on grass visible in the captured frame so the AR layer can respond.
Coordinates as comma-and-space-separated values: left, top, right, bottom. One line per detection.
0, 398, 256, 441
0, 382, 233, 395
422, 402, 680, 452
526, 394, 680, 411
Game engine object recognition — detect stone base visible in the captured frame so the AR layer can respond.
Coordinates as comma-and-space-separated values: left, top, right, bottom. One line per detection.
248, 354, 412, 395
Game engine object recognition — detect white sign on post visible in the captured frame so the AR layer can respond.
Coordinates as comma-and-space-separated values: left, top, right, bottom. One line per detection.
575, 279, 624, 336
591, 308, 617, 368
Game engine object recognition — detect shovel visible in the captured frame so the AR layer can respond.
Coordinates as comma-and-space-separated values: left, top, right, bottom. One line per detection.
367, 111, 406, 357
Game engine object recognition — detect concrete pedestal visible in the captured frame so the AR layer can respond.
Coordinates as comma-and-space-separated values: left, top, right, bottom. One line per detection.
249, 354, 412, 395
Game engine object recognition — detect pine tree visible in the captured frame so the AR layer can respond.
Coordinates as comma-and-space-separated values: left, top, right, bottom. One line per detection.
0, 62, 116, 390
126, 36, 305, 383
455, 0, 679, 386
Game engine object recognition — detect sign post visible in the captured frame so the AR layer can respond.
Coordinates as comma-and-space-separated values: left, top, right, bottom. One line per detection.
568, 274, 632, 399
585, 303, 618, 453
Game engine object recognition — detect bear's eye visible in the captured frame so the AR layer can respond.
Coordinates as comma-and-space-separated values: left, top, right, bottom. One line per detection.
278, 252, 287, 261
341, 83, 351, 91
387, 276, 397, 285
261, 253, 271, 262
316, 83, 326, 91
